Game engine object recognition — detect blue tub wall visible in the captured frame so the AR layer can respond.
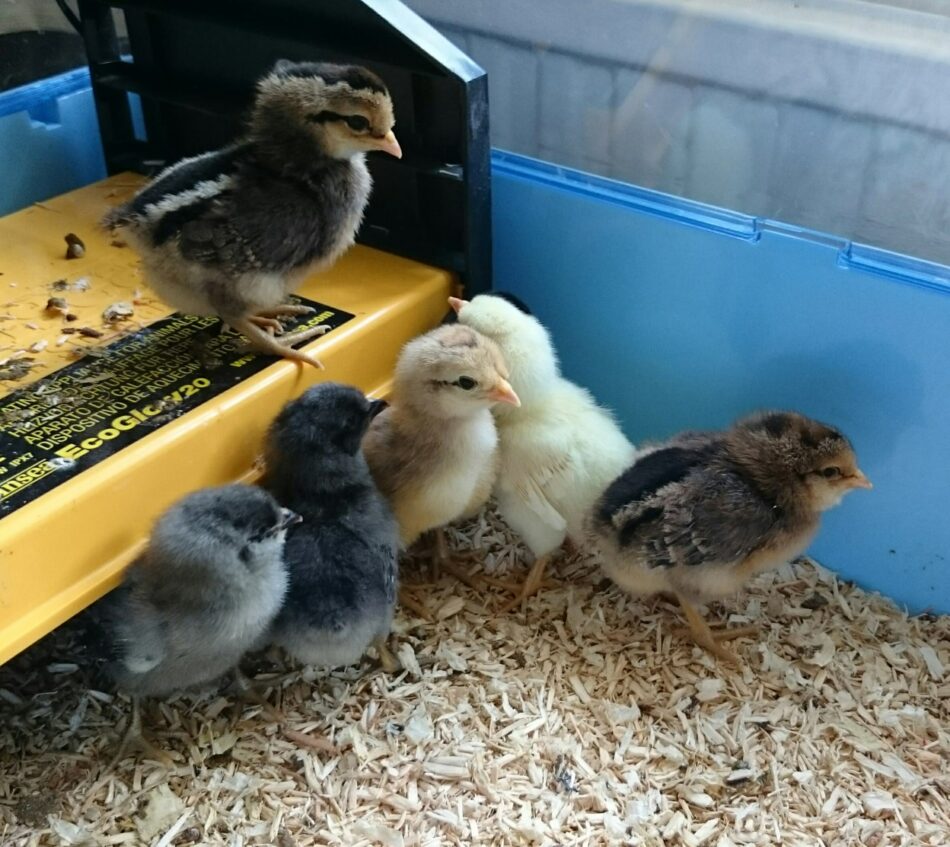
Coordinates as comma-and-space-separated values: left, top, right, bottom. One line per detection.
0, 71, 107, 216
492, 153, 950, 614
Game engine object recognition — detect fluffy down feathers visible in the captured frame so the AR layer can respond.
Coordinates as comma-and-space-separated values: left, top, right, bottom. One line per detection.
89, 485, 293, 697
102, 62, 400, 366
590, 411, 871, 602
452, 294, 636, 557
266, 383, 399, 668
363, 324, 519, 548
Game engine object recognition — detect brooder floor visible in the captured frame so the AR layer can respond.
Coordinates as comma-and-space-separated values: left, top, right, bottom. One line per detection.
0, 506, 947, 847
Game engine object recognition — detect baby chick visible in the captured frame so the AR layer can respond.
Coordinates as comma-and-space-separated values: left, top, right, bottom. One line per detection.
442, 290, 532, 325
363, 324, 520, 589
103, 60, 402, 368
589, 411, 872, 664
265, 383, 400, 672
92, 485, 298, 761
449, 294, 636, 612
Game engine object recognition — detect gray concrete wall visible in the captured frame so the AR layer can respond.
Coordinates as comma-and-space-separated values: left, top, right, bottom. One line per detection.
406, 0, 950, 267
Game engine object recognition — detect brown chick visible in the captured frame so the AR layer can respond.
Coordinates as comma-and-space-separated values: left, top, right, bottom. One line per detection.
588, 411, 872, 665
363, 324, 520, 599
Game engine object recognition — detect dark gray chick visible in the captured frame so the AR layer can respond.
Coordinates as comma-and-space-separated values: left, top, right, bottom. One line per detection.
93, 484, 298, 762
266, 382, 400, 672
103, 61, 402, 368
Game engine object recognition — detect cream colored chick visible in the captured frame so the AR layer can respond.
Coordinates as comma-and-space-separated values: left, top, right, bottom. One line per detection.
363, 324, 520, 585
449, 294, 636, 612
589, 411, 871, 665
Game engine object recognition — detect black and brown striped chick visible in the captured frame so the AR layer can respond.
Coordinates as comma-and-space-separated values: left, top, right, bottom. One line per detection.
103, 61, 401, 368
589, 411, 871, 665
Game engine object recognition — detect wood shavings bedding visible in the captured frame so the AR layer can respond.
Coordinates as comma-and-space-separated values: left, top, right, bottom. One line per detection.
0, 505, 947, 846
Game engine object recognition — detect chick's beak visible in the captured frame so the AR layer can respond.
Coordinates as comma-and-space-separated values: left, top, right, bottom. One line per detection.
367, 398, 389, 420
279, 507, 303, 529
849, 469, 873, 490
370, 130, 402, 159
488, 379, 520, 407
448, 296, 468, 314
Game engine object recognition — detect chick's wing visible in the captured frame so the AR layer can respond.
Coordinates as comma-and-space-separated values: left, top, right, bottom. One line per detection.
648, 471, 779, 569
502, 434, 573, 534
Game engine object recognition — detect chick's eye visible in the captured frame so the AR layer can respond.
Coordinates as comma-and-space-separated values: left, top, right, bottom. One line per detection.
455, 376, 477, 390
820, 466, 841, 479
345, 115, 370, 132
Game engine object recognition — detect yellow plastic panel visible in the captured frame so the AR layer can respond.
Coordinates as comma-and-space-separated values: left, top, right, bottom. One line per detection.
0, 174, 453, 664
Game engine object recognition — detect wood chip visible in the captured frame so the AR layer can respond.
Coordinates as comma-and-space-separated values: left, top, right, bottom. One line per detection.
136, 785, 185, 842
0, 507, 946, 846
435, 596, 465, 620
918, 644, 944, 680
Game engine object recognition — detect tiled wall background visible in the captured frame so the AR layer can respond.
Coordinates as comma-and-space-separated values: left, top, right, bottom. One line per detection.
407, 0, 950, 267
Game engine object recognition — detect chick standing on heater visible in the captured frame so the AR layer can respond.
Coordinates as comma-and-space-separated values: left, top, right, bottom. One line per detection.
449, 294, 636, 612
589, 411, 872, 664
363, 324, 520, 601
103, 61, 402, 368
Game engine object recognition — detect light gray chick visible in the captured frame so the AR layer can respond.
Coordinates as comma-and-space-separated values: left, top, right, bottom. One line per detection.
103, 61, 402, 368
266, 383, 400, 672
93, 484, 298, 762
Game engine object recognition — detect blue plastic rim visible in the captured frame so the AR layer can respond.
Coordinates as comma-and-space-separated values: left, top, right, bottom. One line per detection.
0, 68, 146, 216
0, 67, 93, 120
491, 150, 950, 615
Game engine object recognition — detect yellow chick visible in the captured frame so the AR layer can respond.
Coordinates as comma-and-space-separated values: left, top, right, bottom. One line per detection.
449, 294, 637, 612
363, 324, 520, 590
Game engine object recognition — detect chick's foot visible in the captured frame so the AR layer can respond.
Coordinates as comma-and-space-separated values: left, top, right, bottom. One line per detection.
109, 698, 174, 768
373, 636, 401, 673
231, 316, 326, 369
675, 596, 756, 665
248, 315, 284, 334
494, 553, 555, 614
430, 527, 487, 588
256, 303, 317, 319
227, 668, 284, 722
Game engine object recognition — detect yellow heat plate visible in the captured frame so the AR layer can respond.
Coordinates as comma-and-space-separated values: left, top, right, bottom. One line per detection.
0, 174, 453, 664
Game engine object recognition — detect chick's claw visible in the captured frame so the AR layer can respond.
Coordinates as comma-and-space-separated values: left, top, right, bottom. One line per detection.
256, 303, 317, 319
373, 636, 401, 673
227, 668, 284, 723
231, 317, 325, 369
671, 623, 759, 644
109, 698, 174, 769
494, 553, 554, 614
248, 315, 284, 334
